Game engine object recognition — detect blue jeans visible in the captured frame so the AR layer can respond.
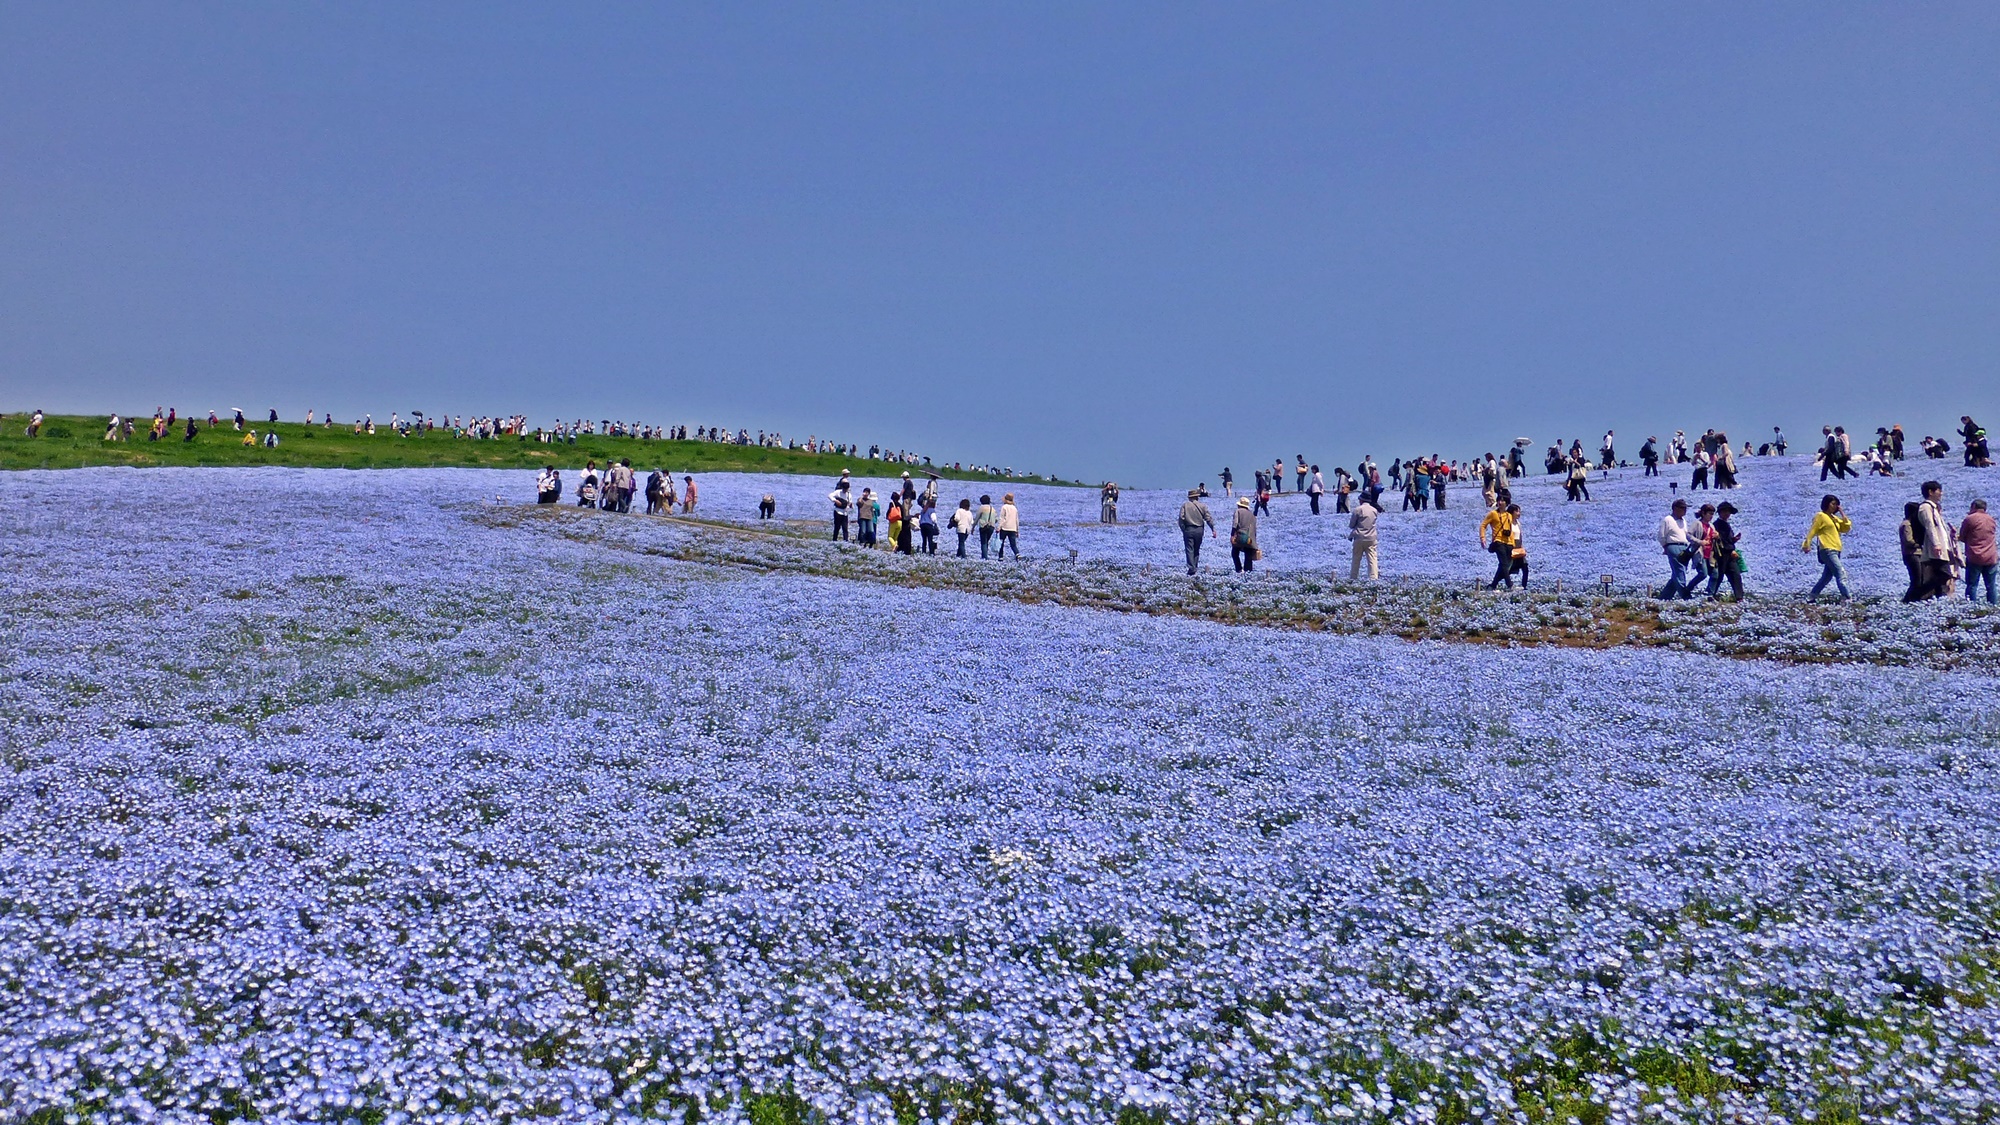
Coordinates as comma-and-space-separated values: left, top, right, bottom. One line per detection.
1659, 547, 1693, 599
1967, 562, 1998, 604
1809, 547, 1850, 600
1686, 551, 1711, 597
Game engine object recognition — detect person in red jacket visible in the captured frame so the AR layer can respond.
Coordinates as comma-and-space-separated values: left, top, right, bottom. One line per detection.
1962, 499, 1997, 604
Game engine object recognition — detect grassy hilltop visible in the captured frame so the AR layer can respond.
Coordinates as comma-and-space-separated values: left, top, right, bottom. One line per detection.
0, 413, 1074, 484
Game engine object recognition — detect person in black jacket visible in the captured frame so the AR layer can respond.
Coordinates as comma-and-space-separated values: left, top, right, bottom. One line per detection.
1710, 502, 1745, 600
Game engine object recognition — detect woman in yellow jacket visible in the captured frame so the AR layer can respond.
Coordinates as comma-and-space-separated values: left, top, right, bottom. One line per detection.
1478, 506, 1516, 589
1803, 493, 1853, 602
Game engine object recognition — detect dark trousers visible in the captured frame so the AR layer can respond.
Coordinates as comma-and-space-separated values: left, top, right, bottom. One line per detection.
1309, 492, 1321, 514
997, 530, 1018, 558
1254, 496, 1270, 515
956, 531, 969, 557
1335, 492, 1349, 513
833, 513, 849, 540
1488, 543, 1514, 588
979, 527, 993, 558
1232, 542, 1254, 572
1906, 559, 1951, 602
921, 526, 937, 553
1182, 530, 1203, 574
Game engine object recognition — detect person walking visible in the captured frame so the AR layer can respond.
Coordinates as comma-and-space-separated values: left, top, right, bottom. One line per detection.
1908, 480, 1953, 601
1501, 504, 1528, 588
1479, 503, 1516, 589
1961, 499, 1997, 604
975, 495, 996, 557
1687, 504, 1718, 596
1307, 466, 1325, 515
918, 499, 939, 554
1640, 436, 1659, 476
950, 499, 976, 557
1658, 499, 1695, 600
1229, 498, 1259, 573
1347, 495, 1379, 582
1803, 494, 1853, 602
680, 475, 698, 514
1709, 502, 1745, 600
1220, 467, 1233, 498
1272, 459, 1286, 494
996, 494, 1020, 559
1178, 488, 1217, 574
1254, 478, 1272, 517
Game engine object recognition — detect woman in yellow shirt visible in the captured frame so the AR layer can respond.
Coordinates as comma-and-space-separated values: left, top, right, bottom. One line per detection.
1479, 506, 1516, 589
1802, 494, 1853, 602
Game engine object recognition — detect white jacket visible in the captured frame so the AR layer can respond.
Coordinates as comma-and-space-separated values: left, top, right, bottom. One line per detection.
998, 503, 1019, 532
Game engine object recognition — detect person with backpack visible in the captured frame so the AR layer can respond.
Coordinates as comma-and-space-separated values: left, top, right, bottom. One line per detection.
1803, 494, 1853, 602
1177, 488, 1217, 574
1908, 481, 1953, 601
975, 495, 997, 558
950, 499, 976, 557
996, 494, 1020, 559
1230, 497, 1259, 573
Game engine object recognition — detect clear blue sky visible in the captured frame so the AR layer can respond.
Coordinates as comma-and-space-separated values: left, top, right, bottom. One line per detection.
3, 3, 1995, 484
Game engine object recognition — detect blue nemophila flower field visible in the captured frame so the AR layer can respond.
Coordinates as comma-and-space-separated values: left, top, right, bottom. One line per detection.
1, 465, 1997, 1124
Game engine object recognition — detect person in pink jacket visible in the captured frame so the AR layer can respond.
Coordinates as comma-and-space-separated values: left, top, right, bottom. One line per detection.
1962, 499, 1997, 604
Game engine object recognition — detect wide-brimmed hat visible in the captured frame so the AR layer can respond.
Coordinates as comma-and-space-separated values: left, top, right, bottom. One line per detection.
1237, 497, 1251, 507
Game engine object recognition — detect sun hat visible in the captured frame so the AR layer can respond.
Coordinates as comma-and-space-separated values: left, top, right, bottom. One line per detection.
1237, 497, 1251, 507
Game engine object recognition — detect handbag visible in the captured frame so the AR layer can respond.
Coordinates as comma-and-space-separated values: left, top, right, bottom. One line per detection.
1731, 549, 1747, 574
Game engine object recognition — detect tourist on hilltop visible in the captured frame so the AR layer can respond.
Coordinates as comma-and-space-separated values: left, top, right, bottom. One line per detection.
1657, 499, 1695, 600
950, 499, 976, 557
1710, 502, 1745, 601
1100, 481, 1120, 523
996, 494, 1021, 559
27, 409, 44, 437
975, 495, 996, 558
263, 430, 279, 449
829, 482, 852, 541
1803, 494, 1852, 602
232, 409, 244, 431
1178, 489, 1217, 575
1255, 476, 1273, 517
1906, 480, 1953, 601
1962, 499, 1997, 604
1230, 497, 1259, 573
1600, 430, 1616, 469
1347, 494, 1379, 582
1963, 417, 1992, 467
1431, 461, 1447, 510
1566, 456, 1591, 502
1296, 456, 1309, 493
1640, 436, 1659, 477
1307, 465, 1325, 515
1479, 503, 1516, 590
1334, 467, 1355, 513
1271, 458, 1285, 494
1712, 433, 1738, 488
537, 467, 561, 504
680, 475, 698, 514
183, 418, 198, 441
1220, 467, 1233, 498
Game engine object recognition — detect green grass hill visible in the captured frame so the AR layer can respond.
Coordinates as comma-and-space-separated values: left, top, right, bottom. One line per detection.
0, 413, 1076, 484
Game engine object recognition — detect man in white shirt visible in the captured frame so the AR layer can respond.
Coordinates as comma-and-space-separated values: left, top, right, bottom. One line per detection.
1658, 499, 1694, 600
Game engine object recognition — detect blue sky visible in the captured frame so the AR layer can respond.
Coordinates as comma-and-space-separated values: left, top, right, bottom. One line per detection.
2, 2, 1995, 484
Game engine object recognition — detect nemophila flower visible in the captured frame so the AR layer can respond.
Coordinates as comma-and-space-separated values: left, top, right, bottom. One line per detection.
0, 463, 1996, 1122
